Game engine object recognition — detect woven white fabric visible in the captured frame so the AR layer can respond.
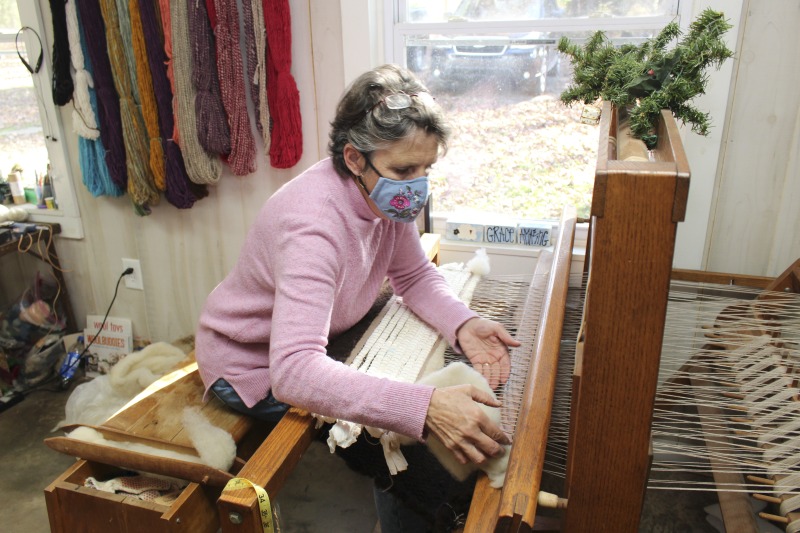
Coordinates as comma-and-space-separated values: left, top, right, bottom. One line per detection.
317, 254, 487, 472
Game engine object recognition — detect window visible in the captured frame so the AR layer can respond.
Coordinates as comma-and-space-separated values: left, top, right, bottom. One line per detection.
0, 0, 82, 238
391, 0, 684, 221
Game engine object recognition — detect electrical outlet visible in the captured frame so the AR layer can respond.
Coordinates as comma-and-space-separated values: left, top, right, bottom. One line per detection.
122, 258, 144, 290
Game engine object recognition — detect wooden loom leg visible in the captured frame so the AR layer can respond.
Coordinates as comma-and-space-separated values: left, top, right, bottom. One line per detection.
217, 408, 319, 532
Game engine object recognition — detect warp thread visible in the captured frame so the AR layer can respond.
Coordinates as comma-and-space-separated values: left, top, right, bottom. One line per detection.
49, 0, 74, 106
264, 0, 302, 168
249, 0, 270, 149
188, 0, 231, 156
128, 0, 166, 191
214, 0, 257, 176
138, 0, 208, 207
67, 0, 121, 197
170, 0, 223, 184
74, 0, 128, 191
98, 0, 160, 210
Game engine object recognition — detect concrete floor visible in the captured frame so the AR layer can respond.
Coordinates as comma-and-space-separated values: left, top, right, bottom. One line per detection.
0, 378, 378, 533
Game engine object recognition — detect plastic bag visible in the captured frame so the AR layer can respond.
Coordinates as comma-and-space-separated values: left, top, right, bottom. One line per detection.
0, 273, 66, 390
15, 334, 65, 388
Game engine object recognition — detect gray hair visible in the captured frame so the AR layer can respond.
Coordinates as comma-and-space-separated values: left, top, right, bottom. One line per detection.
328, 64, 450, 178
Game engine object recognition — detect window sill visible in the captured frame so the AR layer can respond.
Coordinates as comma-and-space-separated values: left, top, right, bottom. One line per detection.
10, 203, 84, 239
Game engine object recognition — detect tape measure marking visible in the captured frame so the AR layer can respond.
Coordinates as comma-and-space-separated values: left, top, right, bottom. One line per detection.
223, 477, 275, 533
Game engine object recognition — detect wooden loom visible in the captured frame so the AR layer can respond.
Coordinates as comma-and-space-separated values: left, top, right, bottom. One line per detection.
42, 103, 688, 532
46, 103, 796, 532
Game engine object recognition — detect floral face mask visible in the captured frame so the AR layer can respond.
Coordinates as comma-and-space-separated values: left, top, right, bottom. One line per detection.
358, 156, 428, 223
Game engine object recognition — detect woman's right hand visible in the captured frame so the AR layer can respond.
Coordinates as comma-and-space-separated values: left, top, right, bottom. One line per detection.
424, 385, 510, 465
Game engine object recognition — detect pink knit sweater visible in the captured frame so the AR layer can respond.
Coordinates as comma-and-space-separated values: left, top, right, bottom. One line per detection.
195, 159, 477, 440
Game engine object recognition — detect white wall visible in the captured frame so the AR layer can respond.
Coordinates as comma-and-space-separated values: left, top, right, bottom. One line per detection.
3, 0, 347, 344
4, 0, 798, 345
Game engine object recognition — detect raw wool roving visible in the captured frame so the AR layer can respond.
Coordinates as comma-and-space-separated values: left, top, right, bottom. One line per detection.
66, 408, 236, 474
0, 204, 29, 222
107, 341, 187, 396
397, 362, 510, 488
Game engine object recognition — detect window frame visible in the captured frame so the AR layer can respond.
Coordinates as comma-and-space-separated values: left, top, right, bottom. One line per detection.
10, 0, 83, 238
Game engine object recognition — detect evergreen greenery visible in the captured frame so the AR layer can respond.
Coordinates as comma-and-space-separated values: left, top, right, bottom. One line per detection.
558, 9, 734, 147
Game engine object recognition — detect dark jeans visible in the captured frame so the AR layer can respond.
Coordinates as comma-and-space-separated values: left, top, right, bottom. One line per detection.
211, 378, 469, 532
210, 378, 289, 422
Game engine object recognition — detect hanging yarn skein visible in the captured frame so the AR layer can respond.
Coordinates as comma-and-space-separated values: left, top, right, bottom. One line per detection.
128, 0, 166, 192
169, 0, 223, 185
112, 0, 141, 105
187, 0, 231, 157
49, 0, 74, 106
264, 0, 302, 169
66, 0, 121, 197
74, 0, 128, 191
64, 0, 98, 139
248, 0, 270, 149
98, 0, 160, 211
213, 0, 257, 176
156, 0, 179, 144
138, 0, 207, 207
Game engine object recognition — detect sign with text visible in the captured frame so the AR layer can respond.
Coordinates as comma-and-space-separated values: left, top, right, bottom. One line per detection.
83, 315, 133, 377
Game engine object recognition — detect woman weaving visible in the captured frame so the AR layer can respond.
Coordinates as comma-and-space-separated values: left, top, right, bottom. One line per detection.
195, 64, 519, 531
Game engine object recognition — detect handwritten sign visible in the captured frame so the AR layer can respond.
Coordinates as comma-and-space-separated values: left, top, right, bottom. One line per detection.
517, 223, 552, 247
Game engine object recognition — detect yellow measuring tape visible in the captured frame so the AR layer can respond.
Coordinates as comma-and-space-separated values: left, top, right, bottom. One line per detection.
223, 477, 276, 533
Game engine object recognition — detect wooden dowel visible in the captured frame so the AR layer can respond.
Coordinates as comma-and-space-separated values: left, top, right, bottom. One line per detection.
753, 493, 782, 504
759, 512, 790, 524
748, 475, 775, 486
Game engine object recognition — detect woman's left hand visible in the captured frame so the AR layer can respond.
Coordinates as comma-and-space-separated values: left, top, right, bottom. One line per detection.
456, 317, 520, 389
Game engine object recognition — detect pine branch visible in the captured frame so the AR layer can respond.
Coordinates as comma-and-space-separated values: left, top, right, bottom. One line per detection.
558, 8, 733, 147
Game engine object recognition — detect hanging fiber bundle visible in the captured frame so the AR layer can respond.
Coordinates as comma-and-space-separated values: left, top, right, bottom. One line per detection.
98, 0, 160, 210
263, 0, 302, 168
67, 0, 121, 197
138, 0, 207, 207
169, 0, 223, 184
187, 0, 231, 157
112, 0, 141, 104
246, 0, 270, 148
74, 0, 128, 190
214, 0, 257, 176
49, 0, 74, 105
128, 0, 166, 191
156, 0, 179, 144
64, 0, 99, 139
